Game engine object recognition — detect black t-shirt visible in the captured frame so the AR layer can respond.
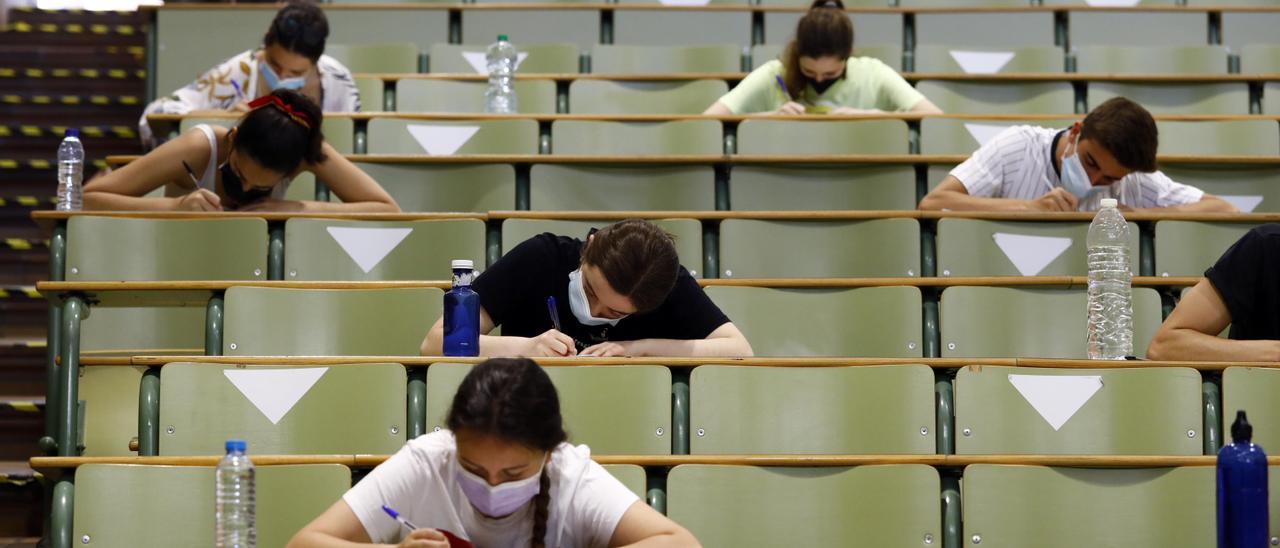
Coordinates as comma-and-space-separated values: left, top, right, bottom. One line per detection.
472, 233, 731, 347
1204, 224, 1280, 340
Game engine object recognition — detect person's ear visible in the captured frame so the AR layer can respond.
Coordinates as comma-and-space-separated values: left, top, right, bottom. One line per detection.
1069, 121, 1082, 138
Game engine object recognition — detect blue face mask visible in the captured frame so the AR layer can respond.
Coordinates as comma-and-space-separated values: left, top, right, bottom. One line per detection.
259, 61, 306, 91
1060, 134, 1100, 201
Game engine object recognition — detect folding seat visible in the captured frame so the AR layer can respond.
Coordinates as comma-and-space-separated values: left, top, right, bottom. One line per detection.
222, 287, 439, 355
914, 81, 1075, 114
729, 165, 918, 211
935, 218, 1139, 277
284, 218, 486, 280
428, 43, 580, 74
1154, 221, 1259, 277
365, 117, 539, 155
395, 79, 558, 113
718, 218, 921, 277
567, 80, 728, 115
590, 44, 741, 74
736, 119, 910, 154
550, 120, 722, 155
528, 165, 716, 211
913, 45, 1065, 73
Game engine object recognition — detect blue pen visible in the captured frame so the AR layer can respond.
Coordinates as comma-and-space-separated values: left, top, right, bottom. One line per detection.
382, 505, 419, 532
547, 296, 562, 332
774, 75, 792, 101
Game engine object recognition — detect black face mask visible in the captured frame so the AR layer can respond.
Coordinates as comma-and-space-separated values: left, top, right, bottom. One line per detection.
219, 162, 273, 208
810, 75, 842, 94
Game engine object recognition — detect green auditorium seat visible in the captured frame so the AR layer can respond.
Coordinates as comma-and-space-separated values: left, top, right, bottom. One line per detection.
1160, 166, 1280, 213
913, 11, 1054, 49
668, 464, 940, 547
918, 118, 1080, 155
353, 163, 516, 212
79, 367, 146, 457
325, 43, 419, 74
939, 287, 1163, 359
500, 219, 704, 277
354, 76, 385, 112
963, 465, 1215, 546
1068, 11, 1207, 47
603, 465, 648, 499
1265, 83, 1280, 115
394, 79, 557, 113
912, 45, 1066, 73
1074, 45, 1230, 74
158, 363, 406, 455
1224, 367, 1280, 453
955, 365, 1203, 455
935, 219, 1140, 277
690, 365, 936, 454
222, 287, 439, 356
1154, 221, 1259, 277
762, 11, 902, 67
1087, 82, 1250, 115
425, 363, 671, 455
462, 10, 599, 50
590, 44, 741, 74
728, 165, 918, 211
1240, 45, 1280, 73
428, 43, 580, 74
735, 119, 910, 155
718, 218, 921, 278
284, 218, 486, 281
567, 80, 728, 115
365, 118, 539, 155
1155, 120, 1280, 156
550, 120, 722, 155
72, 463, 350, 548
705, 286, 923, 357
914, 81, 1075, 114
528, 165, 716, 211
900, 0, 1032, 5
610, 9, 751, 48
749, 44, 903, 71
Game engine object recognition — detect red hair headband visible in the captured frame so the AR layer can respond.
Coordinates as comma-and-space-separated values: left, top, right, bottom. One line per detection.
248, 95, 312, 129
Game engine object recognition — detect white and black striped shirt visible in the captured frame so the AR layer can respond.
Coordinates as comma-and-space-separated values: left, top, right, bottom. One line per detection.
951, 126, 1205, 211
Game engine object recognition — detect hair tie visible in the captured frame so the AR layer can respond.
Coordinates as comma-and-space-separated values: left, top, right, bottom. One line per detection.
248, 94, 312, 130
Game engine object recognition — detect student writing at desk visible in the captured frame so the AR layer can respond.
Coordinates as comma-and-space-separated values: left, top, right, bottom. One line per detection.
420, 220, 753, 358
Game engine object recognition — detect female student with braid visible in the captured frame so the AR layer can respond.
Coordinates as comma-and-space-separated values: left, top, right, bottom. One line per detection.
289, 358, 700, 548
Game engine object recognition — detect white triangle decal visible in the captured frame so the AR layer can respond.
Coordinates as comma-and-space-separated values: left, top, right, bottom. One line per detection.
326, 227, 413, 274
460, 51, 530, 75
1008, 374, 1103, 431
992, 233, 1073, 276
949, 50, 1016, 74
406, 124, 481, 156
963, 123, 1012, 147
1220, 195, 1263, 213
1085, 0, 1140, 6
223, 368, 328, 425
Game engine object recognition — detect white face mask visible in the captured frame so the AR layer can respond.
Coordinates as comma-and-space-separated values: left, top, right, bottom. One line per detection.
1060, 133, 1100, 201
456, 459, 544, 518
567, 269, 626, 327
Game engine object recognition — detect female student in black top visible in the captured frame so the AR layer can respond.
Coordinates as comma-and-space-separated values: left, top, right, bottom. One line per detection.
1148, 224, 1280, 361
420, 219, 753, 358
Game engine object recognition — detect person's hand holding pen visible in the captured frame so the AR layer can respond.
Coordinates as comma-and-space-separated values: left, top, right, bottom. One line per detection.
383, 505, 463, 548
230, 80, 251, 113
530, 297, 579, 357
771, 75, 807, 116
176, 161, 222, 211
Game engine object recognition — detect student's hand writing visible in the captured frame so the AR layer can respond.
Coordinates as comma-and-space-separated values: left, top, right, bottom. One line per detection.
772, 102, 806, 116
397, 528, 450, 548
176, 189, 222, 211
830, 107, 884, 115
526, 329, 577, 357
580, 341, 632, 358
1030, 188, 1079, 212
230, 101, 252, 113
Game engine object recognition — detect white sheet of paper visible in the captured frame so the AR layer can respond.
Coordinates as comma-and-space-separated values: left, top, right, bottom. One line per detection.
963, 123, 1012, 147
992, 233, 1073, 276
1219, 195, 1264, 213
326, 227, 413, 273
461, 51, 530, 75
224, 368, 328, 425
1085, 0, 1141, 6
1008, 374, 1103, 431
406, 124, 481, 156
949, 50, 1016, 74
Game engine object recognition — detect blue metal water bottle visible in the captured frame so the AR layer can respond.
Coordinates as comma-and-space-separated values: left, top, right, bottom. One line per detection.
1218, 410, 1269, 548
442, 259, 480, 357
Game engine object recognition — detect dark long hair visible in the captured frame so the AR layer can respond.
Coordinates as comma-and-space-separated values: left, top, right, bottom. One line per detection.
782, 0, 853, 98
232, 89, 326, 177
581, 219, 680, 314
446, 358, 568, 548
263, 1, 330, 63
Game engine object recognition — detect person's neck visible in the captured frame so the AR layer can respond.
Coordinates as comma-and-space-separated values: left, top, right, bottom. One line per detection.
1052, 129, 1069, 175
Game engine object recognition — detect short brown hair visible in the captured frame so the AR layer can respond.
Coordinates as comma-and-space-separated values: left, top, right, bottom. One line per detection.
580, 219, 679, 314
1080, 97, 1159, 173
781, 0, 852, 98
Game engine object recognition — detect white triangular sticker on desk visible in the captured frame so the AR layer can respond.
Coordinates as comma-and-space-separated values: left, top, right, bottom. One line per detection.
406, 124, 481, 156
461, 51, 530, 75
992, 233, 1073, 276
224, 368, 328, 425
1220, 195, 1264, 213
963, 123, 1012, 147
327, 227, 413, 273
949, 50, 1015, 74
1008, 374, 1103, 431
1085, 0, 1141, 6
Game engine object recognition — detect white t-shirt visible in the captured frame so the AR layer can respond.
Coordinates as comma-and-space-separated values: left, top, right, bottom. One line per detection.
950, 125, 1205, 212
342, 431, 638, 548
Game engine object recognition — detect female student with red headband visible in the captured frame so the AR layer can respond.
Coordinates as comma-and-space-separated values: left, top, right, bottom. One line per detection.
84, 90, 398, 212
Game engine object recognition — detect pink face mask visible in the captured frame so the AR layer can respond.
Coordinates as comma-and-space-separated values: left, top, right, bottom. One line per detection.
456, 460, 544, 518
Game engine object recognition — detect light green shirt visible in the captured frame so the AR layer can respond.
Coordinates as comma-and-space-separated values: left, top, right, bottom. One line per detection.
717, 57, 925, 114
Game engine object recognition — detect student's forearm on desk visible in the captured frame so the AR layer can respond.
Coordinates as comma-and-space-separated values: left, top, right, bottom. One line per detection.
478, 335, 537, 357
918, 190, 1035, 212
1147, 329, 1280, 362
630, 337, 754, 358
83, 191, 179, 211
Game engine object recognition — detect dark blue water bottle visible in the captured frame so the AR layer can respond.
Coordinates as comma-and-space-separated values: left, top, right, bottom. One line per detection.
442, 259, 480, 357
1218, 410, 1269, 548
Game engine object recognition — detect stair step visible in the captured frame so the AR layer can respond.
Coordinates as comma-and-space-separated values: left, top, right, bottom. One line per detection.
0, 44, 144, 69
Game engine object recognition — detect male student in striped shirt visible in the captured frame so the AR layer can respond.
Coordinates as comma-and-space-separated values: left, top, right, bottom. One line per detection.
918, 97, 1236, 213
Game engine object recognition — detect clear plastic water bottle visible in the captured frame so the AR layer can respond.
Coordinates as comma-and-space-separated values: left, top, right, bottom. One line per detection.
1086, 198, 1133, 360
215, 439, 256, 548
484, 34, 518, 113
1217, 411, 1269, 548
443, 259, 480, 356
56, 129, 84, 211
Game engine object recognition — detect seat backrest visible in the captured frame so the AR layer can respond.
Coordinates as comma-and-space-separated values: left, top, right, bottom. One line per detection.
394, 79, 558, 113
567, 79, 728, 114
67, 217, 267, 281
81, 307, 207, 356
424, 363, 672, 454
1074, 45, 1230, 74
736, 119, 910, 155
325, 42, 420, 73
528, 165, 716, 211
1087, 82, 1250, 115
353, 163, 517, 212
551, 120, 722, 155
1267, 82, 1280, 116
223, 287, 440, 355
500, 218, 704, 277
914, 81, 1076, 114
1224, 367, 1280, 452
919, 118, 1081, 155
1157, 120, 1280, 156
80, 366, 146, 457
955, 365, 1203, 455
1241, 45, 1280, 73
284, 218, 487, 281
719, 218, 921, 277
355, 76, 386, 112
729, 165, 918, 210
939, 286, 1163, 358
705, 286, 923, 357
749, 43, 902, 71
962, 464, 1214, 547
913, 45, 1066, 73
668, 464, 940, 546
936, 219, 1140, 277
1154, 221, 1258, 277
428, 43, 580, 73
159, 362, 407, 455
366, 118, 540, 155
1160, 166, 1280, 213
590, 44, 741, 74
602, 465, 646, 499
73, 463, 350, 548
690, 364, 936, 454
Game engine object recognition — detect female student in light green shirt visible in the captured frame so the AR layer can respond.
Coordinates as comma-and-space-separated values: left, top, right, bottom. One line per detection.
704, 0, 942, 116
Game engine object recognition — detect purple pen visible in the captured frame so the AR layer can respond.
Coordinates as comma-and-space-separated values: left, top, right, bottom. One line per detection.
382, 505, 419, 532
230, 79, 245, 102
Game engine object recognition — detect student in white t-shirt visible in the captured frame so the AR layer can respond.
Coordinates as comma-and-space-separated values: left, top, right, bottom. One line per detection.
918, 97, 1235, 213
288, 358, 700, 548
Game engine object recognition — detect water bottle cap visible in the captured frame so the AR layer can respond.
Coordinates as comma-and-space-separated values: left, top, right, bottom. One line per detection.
225, 439, 247, 453
1100, 198, 1118, 208
497, 34, 508, 41
452, 259, 474, 270
64, 128, 79, 138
